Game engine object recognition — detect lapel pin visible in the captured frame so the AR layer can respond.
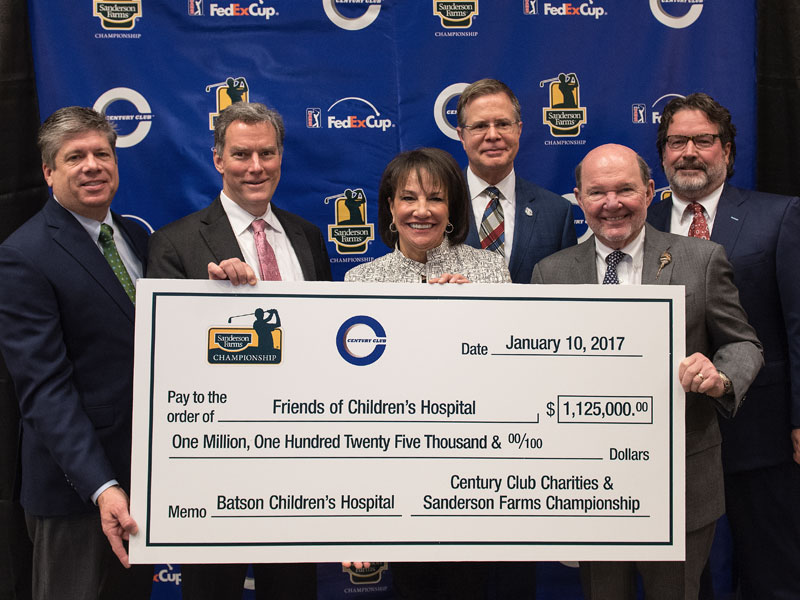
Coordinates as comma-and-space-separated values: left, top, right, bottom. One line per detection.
656, 250, 672, 280
524, 207, 533, 217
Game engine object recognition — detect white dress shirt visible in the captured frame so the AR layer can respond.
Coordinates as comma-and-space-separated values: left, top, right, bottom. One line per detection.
219, 192, 305, 281
668, 183, 725, 236
467, 168, 516, 265
592, 227, 646, 285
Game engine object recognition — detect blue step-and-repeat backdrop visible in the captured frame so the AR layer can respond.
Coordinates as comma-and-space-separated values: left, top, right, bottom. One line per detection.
28, 1, 755, 597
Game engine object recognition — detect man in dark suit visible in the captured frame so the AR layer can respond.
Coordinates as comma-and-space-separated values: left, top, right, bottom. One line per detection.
457, 78, 576, 284
532, 143, 763, 600
648, 92, 800, 599
0, 106, 153, 599
147, 102, 329, 599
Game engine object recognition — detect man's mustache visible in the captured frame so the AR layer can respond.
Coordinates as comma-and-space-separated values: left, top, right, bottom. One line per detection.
675, 160, 707, 172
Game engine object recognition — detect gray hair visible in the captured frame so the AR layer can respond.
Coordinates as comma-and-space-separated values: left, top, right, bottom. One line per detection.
456, 79, 522, 128
38, 106, 117, 169
214, 102, 285, 155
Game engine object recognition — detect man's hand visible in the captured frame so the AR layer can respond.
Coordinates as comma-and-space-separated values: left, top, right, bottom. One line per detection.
342, 561, 372, 570
428, 272, 470, 284
792, 428, 800, 465
678, 352, 725, 397
97, 485, 137, 568
208, 258, 257, 286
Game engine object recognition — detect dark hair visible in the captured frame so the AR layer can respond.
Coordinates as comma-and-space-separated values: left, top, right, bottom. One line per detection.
377, 148, 469, 248
38, 106, 117, 169
656, 92, 736, 178
214, 102, 285, 154
456, 79, 522, 128
575, 150, 651, 190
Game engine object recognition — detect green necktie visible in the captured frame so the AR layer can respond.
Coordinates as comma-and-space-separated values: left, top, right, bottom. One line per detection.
98, 223, 136, 303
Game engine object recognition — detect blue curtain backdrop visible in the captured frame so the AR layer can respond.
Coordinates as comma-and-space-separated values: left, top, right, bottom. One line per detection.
27, 1, 756, 597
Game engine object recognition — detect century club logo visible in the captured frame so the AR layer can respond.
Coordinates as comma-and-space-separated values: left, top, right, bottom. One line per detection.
650, 0, 703, 29
324, 188, 375, 255
433, 1, 479, 28
632, 93, 685, 125
541, 72, 587, 137
433, 82, 469, 141
93, 0, 141, 30
206, 76, 250, 130
93, 88, 153, 148
306, 97, 394, 132
336, 316, 386, 366
323, 0, 382, 31
208, 308, 283, 364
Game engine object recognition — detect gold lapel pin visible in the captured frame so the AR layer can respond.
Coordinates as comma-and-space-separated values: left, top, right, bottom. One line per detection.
656, 250, 672, 279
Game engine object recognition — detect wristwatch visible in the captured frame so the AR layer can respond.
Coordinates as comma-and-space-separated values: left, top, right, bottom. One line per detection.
717, 370, 733, 396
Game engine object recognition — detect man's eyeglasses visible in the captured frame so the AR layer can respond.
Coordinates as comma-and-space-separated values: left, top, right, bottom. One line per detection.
665, 134, 721, 151
461, 120, 520, 136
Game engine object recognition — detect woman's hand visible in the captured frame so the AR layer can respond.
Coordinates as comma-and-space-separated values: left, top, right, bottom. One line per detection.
428, 272, 470, 284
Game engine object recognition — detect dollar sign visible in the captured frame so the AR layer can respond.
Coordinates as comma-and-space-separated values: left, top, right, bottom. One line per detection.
546, 401, 555, 417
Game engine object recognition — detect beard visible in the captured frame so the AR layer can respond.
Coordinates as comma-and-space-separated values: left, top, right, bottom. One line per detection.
666, 158, 727, 199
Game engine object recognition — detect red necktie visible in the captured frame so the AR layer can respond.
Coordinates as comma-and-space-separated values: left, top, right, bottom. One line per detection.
479, 186, 505, 257
687, 202, 710, 240
251, 219, 282, 281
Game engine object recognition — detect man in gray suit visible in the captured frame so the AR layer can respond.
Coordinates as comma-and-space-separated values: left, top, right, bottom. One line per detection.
147, 102, 329, 599
531, 144, 763, 599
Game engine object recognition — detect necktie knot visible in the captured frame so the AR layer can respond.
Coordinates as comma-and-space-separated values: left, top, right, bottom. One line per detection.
251, 218, 267, 233
602, 250, 625, 285
98, 223, 136, 303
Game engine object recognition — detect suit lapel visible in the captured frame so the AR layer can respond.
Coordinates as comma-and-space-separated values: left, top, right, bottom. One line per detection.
573, 237, 600, 283
273, 206, 316, 280
509, 175, 537, 282
710, 184, 746, 256
44, 199, 136, 321
642, 223, 674, 285
199, 197, 245, 263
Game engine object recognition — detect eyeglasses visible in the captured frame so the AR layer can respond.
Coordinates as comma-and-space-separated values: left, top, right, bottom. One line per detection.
665, 134, 721, 151
461, 119, 520, 136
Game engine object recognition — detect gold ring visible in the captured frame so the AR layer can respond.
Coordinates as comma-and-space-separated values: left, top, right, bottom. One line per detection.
696, 372, 704, 381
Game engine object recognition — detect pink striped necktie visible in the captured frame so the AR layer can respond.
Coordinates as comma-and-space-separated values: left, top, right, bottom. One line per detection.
251, 218, 282, 281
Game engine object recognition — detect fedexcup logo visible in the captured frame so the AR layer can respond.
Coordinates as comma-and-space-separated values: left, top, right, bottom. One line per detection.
434, 82, 469, 141
323, 0, 381, 30
649, 0, 703, 29
336, 316, 386, 366
631, 93, 685, 125
93, 88, 152, 148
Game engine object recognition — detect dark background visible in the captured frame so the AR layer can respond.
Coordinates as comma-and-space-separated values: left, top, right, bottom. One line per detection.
1, 1, 798, 598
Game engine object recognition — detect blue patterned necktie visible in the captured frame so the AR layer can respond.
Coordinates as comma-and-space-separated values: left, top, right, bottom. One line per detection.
98, 224, 136, 303
602, 250, 625, 285
479, 186, 505, 258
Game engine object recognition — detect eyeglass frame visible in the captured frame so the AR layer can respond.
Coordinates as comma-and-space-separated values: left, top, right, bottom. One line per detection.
460, 119, 521, 136
664, 133, 721, 151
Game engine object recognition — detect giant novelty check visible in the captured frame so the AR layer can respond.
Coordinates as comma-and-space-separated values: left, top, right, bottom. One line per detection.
129, 280, 685, 563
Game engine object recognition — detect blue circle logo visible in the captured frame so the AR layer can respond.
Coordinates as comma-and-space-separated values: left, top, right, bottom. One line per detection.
336, 316, 387, 366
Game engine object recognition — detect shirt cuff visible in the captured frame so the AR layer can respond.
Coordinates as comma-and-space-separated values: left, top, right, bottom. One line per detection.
92, 479, 119, 505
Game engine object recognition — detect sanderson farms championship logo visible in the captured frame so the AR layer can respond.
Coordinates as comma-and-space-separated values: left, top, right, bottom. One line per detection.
541, 72, 587, 137
93, 0, 141, 30
324, 188, 375, 254
208, 308, 282, 364
206, 76, 250, 130
433, 1, 478, 28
